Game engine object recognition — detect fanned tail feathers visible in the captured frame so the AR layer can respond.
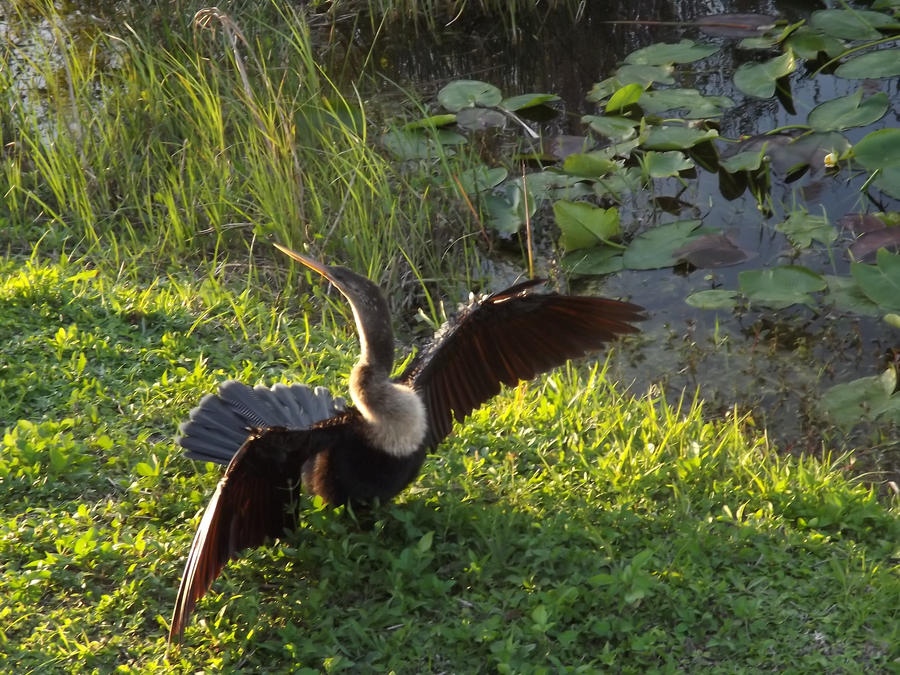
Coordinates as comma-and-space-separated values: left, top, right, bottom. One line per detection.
176, 381, 345, 464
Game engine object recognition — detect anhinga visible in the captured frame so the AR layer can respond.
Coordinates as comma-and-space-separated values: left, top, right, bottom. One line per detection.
169, 243, 643, 643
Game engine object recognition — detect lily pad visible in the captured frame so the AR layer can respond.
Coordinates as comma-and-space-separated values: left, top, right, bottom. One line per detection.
523, 171, 593, 201
500, 93, 560, 111
775, 211, 836, 249
809, 9, 898, 41
849, 227, 900, 261
808, 90, 889, 132
482, 185, 537, 237
456, 107, 506, 131
403, 114, 457, 130
381, 129, 448, 160
644, 151, 693, 178
696, 13, 776, 38
835, 49, 900, 79
563, 152, 619, 178
643, 126, 718, 151
607, 83, 644, 113
438, 80, 502, 112
554, 201, 621, 251
874, 166, 900, 199
853, 129, 900, 170
850, 248, 900, 312
769, 132, 851, 174
785, 26, 846, 60
625, 39, 718, 66
622, 220, 703, 270
720, 147, 767, 173
685, 289, 740, 310
674, 233, 750, 267
739, 265, 826, 309
733, 51, 796, 98
823, 275, 882, 316
582, 115, 638, 142
562, 246, 624, 276
456, 166, 508, 195
820, 368, 900, 431
587, 66, 675, 100
638, 89, 734, 119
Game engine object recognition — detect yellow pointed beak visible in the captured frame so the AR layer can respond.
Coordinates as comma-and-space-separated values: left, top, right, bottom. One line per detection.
274, 243, 336, 284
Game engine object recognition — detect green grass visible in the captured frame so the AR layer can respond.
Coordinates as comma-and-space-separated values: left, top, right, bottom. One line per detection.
0, 1, 483, 305
0, 255, 897, 673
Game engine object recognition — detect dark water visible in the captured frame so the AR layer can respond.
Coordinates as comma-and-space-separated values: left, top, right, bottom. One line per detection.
363, 0, 900, 466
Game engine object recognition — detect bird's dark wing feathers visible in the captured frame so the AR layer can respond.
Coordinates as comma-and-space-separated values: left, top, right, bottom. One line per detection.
399, 281, 643, 450
169, 421, 349, 643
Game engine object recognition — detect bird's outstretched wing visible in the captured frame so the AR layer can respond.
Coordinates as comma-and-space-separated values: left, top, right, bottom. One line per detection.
398, 280, 644, 450
168, 424, 343, 643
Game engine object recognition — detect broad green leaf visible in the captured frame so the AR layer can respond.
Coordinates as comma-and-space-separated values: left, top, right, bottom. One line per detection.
720, 148, 766, 173
853, 129, 900, 170
835, 49, 900, 79
643, 126, 718, 150
523, 171, 593, 201
644, 151, 693, 178
562, 247, 624, 275
135, 461, 157, 477
438, 80, 502, 111
775, 211, 836, 248
607, 83, 644, 113
456, 107, 506, 130
874, 166, 900, 199
500, 93, 560, 111
563, 152, 618, 178
739, 266, 826, 309
823, 275, 882, 316
622, 220, 703, 269
808, 90, 889, 131
850, 248, 900, 311
809, 9, 898, 41
381, 130, 446, 160
613, 64, 676, 87
785, 27, 846, 60
733, 51, 796, 98
403, 114, 457, 130
554, 201, 621, 250
638, 89, 734, 118
455, 166, 508, 195
820, 369, 899, 430
582, 115, 638, 141
587, 65, 674, 101
625, 39, 718, 66
685, 290, 739, 310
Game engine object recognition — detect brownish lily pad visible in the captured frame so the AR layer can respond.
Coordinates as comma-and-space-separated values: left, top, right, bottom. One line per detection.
849, 228, 900, 262
674, 232, 752, 268
696, 13, 776, 38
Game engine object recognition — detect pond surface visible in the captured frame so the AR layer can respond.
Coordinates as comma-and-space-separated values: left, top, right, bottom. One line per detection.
362, 0, 900, 474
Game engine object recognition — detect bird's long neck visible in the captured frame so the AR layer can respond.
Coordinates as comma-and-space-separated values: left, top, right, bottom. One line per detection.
347, 296, 426, 457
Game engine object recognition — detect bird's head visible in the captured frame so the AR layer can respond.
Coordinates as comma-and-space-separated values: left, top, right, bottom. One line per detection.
274, 243, 393, 369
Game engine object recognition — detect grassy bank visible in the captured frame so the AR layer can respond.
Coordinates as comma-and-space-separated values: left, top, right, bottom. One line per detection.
1, 256, 897, 672
0, 1, 483, 308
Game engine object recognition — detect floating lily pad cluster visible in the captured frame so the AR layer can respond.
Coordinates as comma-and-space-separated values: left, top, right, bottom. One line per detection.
386, 9, 899, 324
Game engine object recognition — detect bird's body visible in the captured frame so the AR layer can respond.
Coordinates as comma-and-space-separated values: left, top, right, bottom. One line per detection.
169, 245, 643, 643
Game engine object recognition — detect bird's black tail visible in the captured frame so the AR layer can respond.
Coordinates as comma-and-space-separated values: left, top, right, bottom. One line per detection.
176, 381, 345, 465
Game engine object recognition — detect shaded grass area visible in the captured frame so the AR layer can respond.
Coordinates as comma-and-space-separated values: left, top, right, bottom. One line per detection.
1, 256, 897, 672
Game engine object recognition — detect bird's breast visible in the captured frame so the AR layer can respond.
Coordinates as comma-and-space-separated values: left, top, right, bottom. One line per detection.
356, 382, 427, 457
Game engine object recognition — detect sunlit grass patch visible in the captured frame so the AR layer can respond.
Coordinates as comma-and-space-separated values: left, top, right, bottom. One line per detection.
0, 256, 897, 672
